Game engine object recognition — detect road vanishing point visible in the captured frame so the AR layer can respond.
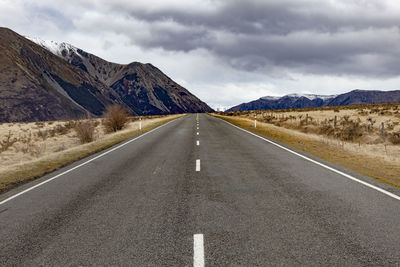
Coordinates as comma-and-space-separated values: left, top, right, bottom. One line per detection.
1, 114, 400, 266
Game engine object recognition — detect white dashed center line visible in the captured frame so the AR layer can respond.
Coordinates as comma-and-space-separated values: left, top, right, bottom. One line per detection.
194, 118, 203, 264
196, 159, 201, 171
193, 234, 204, 267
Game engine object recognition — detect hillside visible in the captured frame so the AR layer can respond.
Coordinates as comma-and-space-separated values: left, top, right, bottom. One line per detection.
228, 90, 400, 112
0, 28, 125, 122
0, 28, 212, 122
29, 36, 213, 116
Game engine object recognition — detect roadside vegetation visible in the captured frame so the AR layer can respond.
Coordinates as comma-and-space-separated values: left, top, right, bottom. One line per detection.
0, 105, 183, 192
213, 102, 400, 188
103, 104, 130, 133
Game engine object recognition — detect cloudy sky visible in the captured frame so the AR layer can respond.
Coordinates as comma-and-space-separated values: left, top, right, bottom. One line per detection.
2, 0, 400, 108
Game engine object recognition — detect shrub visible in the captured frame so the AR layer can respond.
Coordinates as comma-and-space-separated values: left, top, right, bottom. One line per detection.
30, 143, 46, 157
75, 120, 96, 143
339, 122, 363, 141
318, 124, 335, 136
64, 120, 77, 131
0, 131, 17, 153
389, 132, 400, 145
262, 115, 274, 123
34, 122, 45, 128
37, 129, 48, 140
103, 105, 129, 133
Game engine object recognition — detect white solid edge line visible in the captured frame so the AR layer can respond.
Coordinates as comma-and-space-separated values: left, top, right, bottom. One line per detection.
221, 119, 400, 201
0, 117, 181, 205
196, 159, 201, 171
193, 234, 205, 267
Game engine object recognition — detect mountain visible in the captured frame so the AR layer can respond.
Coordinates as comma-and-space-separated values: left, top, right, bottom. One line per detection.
326, 90, 400, 106
227, 90, 400, 111
0, 28, 212, 122
27, 36, 212, 116
228, 93, 337, 111
0, 28, 126, 122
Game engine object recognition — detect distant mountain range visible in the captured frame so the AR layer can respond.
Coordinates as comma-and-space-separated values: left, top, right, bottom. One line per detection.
0, 28, 212, 122
227, 90, 400, 112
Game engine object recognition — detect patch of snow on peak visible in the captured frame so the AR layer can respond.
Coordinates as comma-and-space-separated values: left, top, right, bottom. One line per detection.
261, 93, 338, 101
285, 93, 337, 100
316, 94, 338, 100
285, 93, 305, 98
26, 36, 81, 59
261, 96, 281, 100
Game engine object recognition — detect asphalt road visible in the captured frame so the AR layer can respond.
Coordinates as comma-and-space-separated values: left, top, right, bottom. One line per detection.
1, 114, 400, 266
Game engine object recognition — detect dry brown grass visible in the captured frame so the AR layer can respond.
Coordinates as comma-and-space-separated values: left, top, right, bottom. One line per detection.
223, 102, 400, 145
75, 120, 96, 144
1, 131, 17, 152
0, 114, 184, 192
213, 112, 400, 188
103, 104, 129, 133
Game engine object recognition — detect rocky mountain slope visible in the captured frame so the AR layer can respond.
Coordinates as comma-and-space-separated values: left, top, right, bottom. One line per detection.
0, 28, 126, 122
28, 36, 212, 116
0, 28, 212, 122
228, 90, 400, 111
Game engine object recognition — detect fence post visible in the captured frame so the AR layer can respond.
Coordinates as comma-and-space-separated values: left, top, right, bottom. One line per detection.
254, 115, 257, 128
139, 117, 142, 131
306, 114, 308, 125
381, 122, 384, 135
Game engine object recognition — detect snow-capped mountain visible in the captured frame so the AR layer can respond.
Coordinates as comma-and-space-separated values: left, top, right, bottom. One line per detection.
0, 28, 213, 122
284, 93, 338, 101
230, 93, 335, 111
261, 93, 337, 102
25, 36, 213, 115
260, 96, 281, 101
227, 90, 400, 111
26, 37, 81, 59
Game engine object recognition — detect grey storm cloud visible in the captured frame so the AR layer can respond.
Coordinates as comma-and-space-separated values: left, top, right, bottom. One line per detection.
2, 0, 400, 108
27, 4, 75, 31
89, 0, 400, 78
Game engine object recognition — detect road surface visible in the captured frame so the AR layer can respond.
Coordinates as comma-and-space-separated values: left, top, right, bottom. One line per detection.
1, 114, 400, 266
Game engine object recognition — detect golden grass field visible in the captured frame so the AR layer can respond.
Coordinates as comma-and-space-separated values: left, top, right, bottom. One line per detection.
0, 114, 183, 192
214, 103, 400, 188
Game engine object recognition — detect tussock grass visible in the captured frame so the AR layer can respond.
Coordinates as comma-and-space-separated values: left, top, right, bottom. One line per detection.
213, 114, 400, 188
0, 131, 17, 152
223, 103, 400, 145
103, 104, 129, 133
0, 115, 183, 192
75, 120, 96, 144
